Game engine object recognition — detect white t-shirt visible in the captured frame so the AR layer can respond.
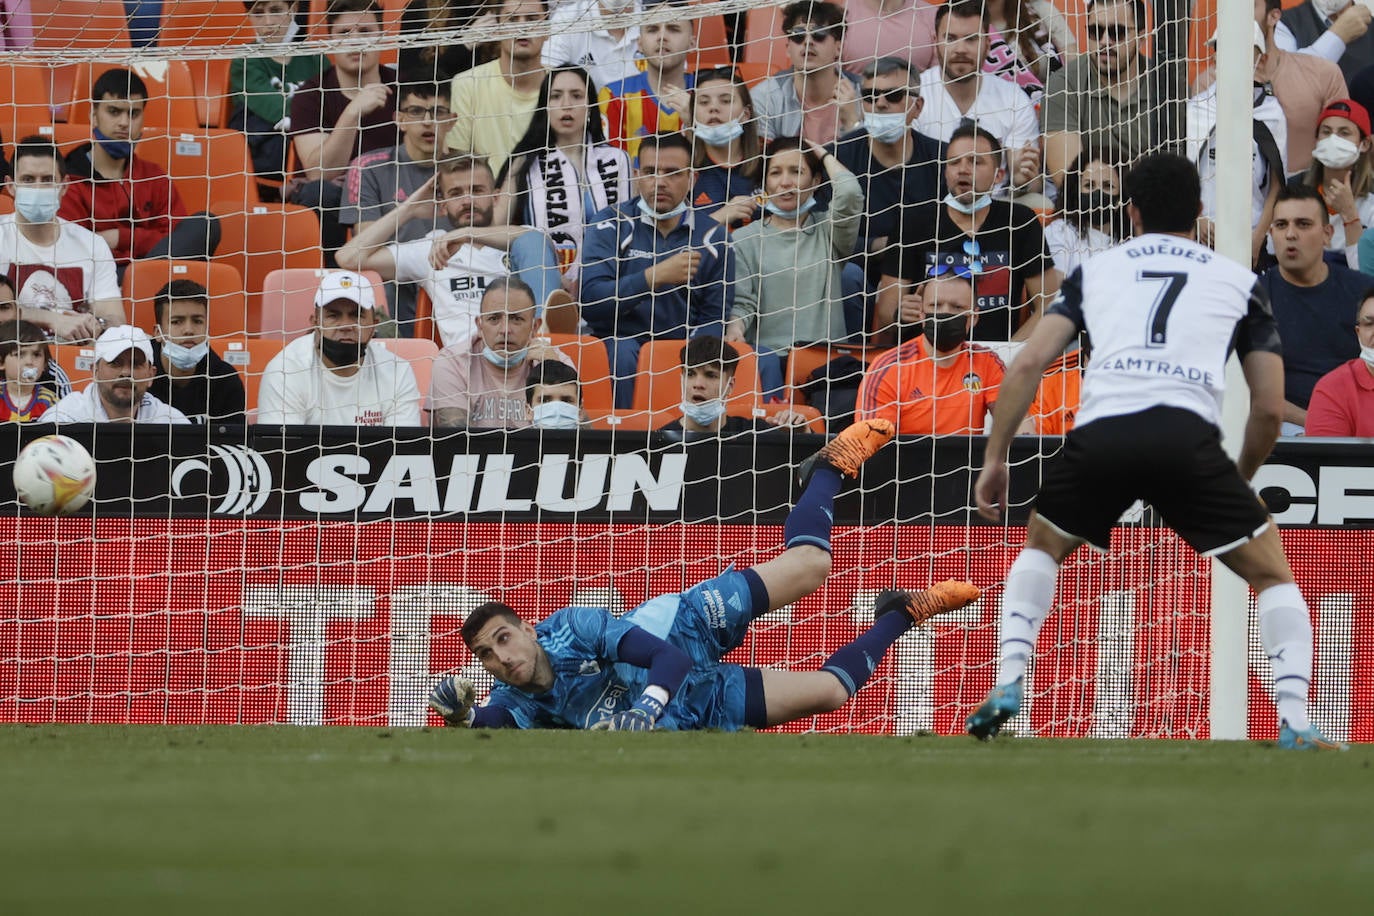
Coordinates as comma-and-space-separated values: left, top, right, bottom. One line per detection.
256, 334, 423, 426
1054, 233, 1269, 430
1043, 218, 1115, 276
390, 231, 511, 351
543, 0, 642, 93
47, 384, 190, 423
0, 215, 120, 313
914, 67, 1041, 151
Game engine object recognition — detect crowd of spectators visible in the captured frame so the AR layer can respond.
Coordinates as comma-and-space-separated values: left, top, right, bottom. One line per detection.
4, 0, 1374, 438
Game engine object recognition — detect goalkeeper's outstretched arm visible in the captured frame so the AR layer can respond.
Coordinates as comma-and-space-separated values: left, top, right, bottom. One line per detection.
591, 628, 692, 731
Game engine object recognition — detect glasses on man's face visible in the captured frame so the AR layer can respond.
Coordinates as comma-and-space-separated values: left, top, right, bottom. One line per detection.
787, 26, 836, 44
400, 105, 452, 121
1086, 23, 1133, 43
862, 86, 911, 105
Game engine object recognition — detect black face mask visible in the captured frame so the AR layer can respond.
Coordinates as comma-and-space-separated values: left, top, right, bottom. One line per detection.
1077, 190, 1125, 236
319, 335, 366, 366
923, 312, 970, 352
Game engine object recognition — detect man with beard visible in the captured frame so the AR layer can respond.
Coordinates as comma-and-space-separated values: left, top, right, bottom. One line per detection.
336, 155, 567, 352
875, 125, 1060, 344
1040, 0, 1184, 189
47, 325, 190, 423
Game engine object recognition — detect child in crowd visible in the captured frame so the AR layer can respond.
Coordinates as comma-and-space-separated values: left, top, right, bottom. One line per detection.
0, 319, 59, 422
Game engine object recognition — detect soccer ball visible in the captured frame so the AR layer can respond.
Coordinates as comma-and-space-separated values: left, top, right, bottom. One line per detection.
12, 435, 96, 515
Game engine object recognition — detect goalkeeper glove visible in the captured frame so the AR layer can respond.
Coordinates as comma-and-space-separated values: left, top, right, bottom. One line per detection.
428, 676, 476, 727
590, 689, 666, 731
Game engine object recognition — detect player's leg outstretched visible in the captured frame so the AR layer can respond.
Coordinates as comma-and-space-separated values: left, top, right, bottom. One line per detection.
753, 584, 981, 727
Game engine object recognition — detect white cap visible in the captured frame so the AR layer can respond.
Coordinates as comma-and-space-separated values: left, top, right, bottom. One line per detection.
94, 324, 154, 363
313, 270, 376, 312
1207, 22, 1267, 55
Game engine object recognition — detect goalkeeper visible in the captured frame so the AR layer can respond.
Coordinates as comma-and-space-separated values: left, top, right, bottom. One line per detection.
428, 418, 981, 731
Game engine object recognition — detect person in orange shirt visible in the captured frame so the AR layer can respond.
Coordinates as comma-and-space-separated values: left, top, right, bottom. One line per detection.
1032, 346, 1084, 435
857, 270, 1015, 435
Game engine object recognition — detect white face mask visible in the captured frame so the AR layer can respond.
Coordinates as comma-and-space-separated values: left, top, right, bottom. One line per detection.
1312, 134, 1362, 170
764, 195, 818, 219
1313, 0, 1349, 20
863, 112, 910, 144
943, 191, 993, 214
480, 345, 528, 369
637, 197, 688, 221
14, 185, 61, 224
1361, 343, 1374, 367
692, 120, 745, 147
162, 339, 209, 370
680, 398, 726, 427
531, 400, 581, 429
600, 0, 633, 12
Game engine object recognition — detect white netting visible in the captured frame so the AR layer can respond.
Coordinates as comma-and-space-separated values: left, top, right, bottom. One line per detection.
0, 0, 1364, 742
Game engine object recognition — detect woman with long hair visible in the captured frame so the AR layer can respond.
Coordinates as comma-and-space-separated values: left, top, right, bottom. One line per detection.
1043, 147, 1127, 275
727, 136, 864, 394
688, 66, 764, 229
983, 0, 1073, 104
1301, 99, 1374, 269
498, 65, 633, 297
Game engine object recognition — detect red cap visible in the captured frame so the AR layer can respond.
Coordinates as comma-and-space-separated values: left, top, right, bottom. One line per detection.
1318, 99, 1371, 138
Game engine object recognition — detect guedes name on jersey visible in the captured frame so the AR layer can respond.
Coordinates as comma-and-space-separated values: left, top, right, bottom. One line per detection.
1098, 356, 1215, 385
1124, 243, 1213, 263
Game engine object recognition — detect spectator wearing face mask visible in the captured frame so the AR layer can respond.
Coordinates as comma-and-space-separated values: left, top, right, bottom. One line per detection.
657, 336, 810, 435
1042, 147, 1128, 276
1297, 98, 1374, 267
146, 279, 246, 424
525, 359, 588, 430
428, 277, 574, 429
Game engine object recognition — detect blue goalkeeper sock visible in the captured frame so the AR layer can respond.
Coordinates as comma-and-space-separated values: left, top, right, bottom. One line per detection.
784, 467, 843, 551
820, 608, 911, 697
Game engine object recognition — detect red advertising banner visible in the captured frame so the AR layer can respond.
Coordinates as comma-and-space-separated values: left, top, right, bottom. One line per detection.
2, 519, 1370, 741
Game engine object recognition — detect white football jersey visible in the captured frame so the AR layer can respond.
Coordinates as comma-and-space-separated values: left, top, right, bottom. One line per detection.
1050, 233, 1279, 430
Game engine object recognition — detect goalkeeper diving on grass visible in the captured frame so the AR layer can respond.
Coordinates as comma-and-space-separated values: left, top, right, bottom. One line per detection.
428, 418, 980, 730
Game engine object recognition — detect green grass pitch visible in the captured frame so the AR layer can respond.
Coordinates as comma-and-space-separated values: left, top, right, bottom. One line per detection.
0, 726, 1368, 915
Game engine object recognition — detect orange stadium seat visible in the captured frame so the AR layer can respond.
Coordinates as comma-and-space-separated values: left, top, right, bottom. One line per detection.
546, 333, 615, 414
212, 205, 324, 331
413, 287, 439, 347
632, 338, 759, 423
257, 268, 387, 338
49, 343, 99, 391
0, 64, 65, 146
690, 6, 732, 70
786, 343, 874, 406
742, 5, 788, 72
138, 128, 261, 214
66, 61, 204, 134
122, 259, 248, 341
30, 0, 131, 50
11, 122, 92, 154
158, 0, 259, 46
728, 400, 826, 433
220, 337, 284, 417
377, 337, 441, 412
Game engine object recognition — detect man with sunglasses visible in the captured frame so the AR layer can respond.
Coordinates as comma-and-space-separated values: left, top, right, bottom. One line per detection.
340, 79, 458, 330
833, 57, 943, 285
752, 1, 862, 145
1040, 0, 1184, 190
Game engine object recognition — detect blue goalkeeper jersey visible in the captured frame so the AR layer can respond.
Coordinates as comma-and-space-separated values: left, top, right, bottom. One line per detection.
483, 571, 759, 730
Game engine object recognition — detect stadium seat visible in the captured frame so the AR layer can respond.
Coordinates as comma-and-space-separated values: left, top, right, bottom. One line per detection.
158, 0, 258, 47
741, 5, 788, 72
585, 407, 652, 431
257, 268, 388, 338
220, 337, 284, 417
212, 204, 323, 331
121, 259, 248, 341
413, 287, 439, 347
377, 338, 441, 413
0, 64, 65, 145
546, 333, 615, 414
729, 400, 826, 433
49, 343, 99, 390
690, 6, 732, 70
10, 122, 93, 154
138, 128, 261, 214
785, 343, 873, 406
29, 0, 131, 50
631, 338, 759, 421
66, 61, 204, 133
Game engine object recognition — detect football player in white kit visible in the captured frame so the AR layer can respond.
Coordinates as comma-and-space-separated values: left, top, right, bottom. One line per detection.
969, 153, 1344, 750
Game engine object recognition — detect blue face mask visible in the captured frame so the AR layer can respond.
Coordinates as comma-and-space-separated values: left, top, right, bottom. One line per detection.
680, 398, 726, 428
161, 339, 209, 370
13, 186, 61, 224
93, 128, 133, 160
637, 197, 688, 222
481, 345, 528, 369
693, 120, 745, 147
943, 191, 992, 214
763, 195, 818, 219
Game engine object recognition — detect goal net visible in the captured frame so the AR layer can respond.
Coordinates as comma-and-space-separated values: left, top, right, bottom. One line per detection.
0, 0, 1368, 742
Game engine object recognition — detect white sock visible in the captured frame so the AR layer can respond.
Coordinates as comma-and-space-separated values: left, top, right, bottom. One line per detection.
996, 548, 1060, 687
1258, 583, 1314, 731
